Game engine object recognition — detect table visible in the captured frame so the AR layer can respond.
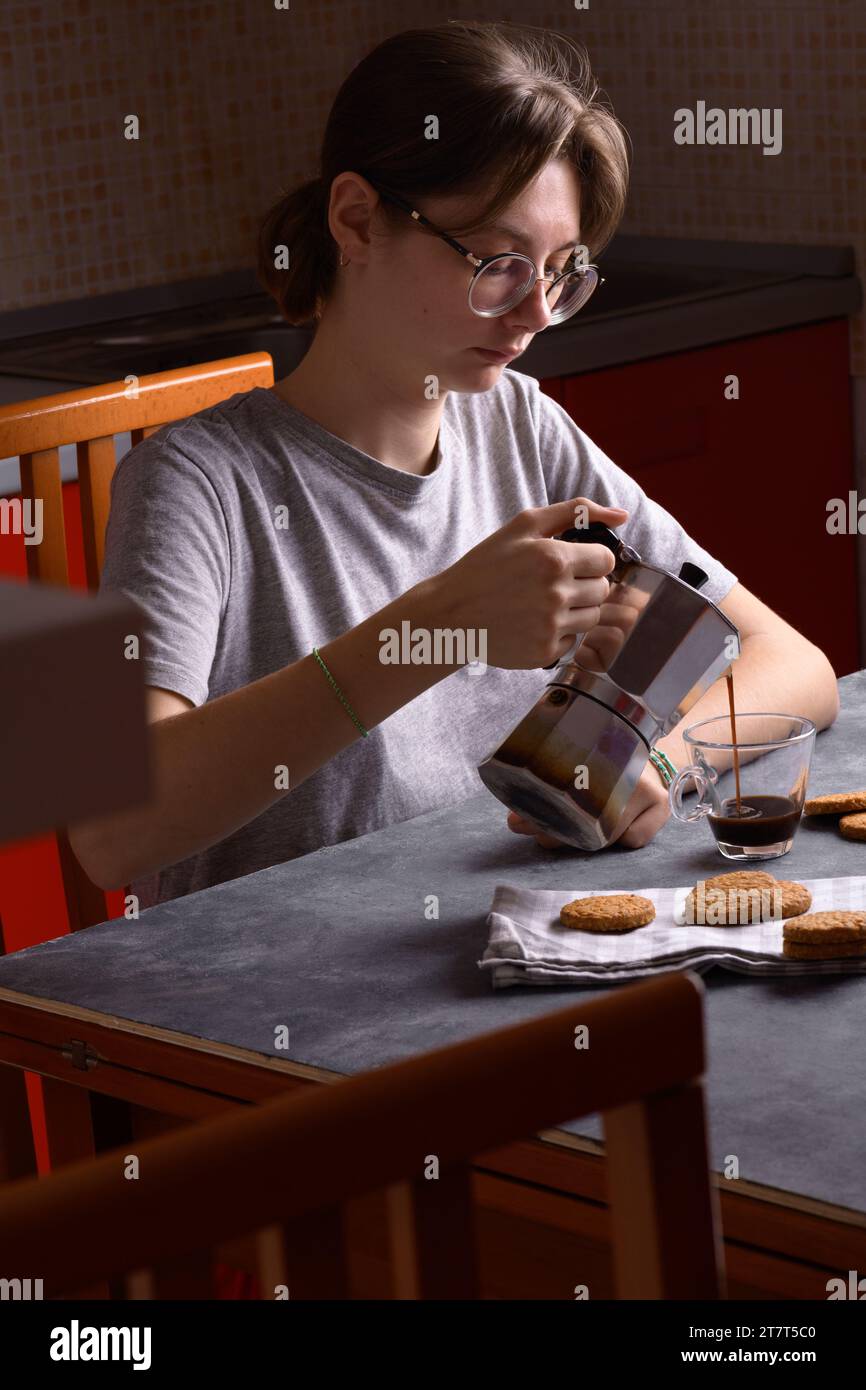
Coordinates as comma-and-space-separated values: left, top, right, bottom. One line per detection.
3, 673, 866, 1298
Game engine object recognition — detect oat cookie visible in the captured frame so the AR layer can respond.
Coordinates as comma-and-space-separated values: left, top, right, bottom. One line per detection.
782, 909, 866, 945
559, 893, 655, 933
775, 881, 813, 918
702, 870, 778, 891
684, 869, 779, 923
804, 790, 866, 816
783, 940, 866, 960
684, 876, 811, 926
839, 813, 866, 842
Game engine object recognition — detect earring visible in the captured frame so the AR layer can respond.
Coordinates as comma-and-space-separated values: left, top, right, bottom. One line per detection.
339, 249, 350, 267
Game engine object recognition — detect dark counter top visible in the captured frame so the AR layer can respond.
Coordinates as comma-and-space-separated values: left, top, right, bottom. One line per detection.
522, 233, 862, 377
2, 672, 866, 1214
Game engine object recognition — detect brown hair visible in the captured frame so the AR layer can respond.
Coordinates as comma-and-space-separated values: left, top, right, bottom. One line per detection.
256, 19, 630, 325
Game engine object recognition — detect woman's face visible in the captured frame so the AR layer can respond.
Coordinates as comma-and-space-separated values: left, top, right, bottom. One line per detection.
334, 159, 583, 396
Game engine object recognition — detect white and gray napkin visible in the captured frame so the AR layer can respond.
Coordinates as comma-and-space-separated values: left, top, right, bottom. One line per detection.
479, 877, 866, 988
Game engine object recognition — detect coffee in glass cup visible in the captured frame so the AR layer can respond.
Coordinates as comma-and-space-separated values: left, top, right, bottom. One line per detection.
667, 713, 816, 860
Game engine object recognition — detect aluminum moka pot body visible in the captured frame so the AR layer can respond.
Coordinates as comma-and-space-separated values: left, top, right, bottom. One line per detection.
477, 523, 741, 851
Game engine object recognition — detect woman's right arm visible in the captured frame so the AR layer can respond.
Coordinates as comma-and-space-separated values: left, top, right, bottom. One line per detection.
68, 497, 624, 889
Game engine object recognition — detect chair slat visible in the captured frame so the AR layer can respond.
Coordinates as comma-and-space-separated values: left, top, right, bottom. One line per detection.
56, 827, 109, 932
0, 913, 38, 1184
77, 435, 116, 591
129, 425, 160, 445
387, 1164, 479, 1299
39, 1076, 98, 1170
149, 1250, 215, 1299
19, 448, 68, 586
0, 1066, 37, 1183
252, 1224, 288, 1299
125, 1268, 156, 1300
38, 1077, 112, 1298
604, 1080, 723, 1298
280, 1204, 349, 1299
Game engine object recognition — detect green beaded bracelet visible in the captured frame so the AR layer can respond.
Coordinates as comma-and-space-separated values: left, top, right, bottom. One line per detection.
312, 647, 368, 738
649, 747, 677, 787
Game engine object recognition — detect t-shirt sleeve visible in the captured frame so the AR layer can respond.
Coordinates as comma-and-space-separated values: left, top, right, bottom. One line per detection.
533, 382, 739, 607
98, 439, 230, 707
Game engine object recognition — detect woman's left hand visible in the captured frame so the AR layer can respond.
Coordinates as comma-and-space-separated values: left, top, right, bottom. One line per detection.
505, 761, 672, 850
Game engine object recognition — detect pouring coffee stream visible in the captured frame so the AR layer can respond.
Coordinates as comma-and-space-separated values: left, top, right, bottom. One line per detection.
726, 667, 743, 814
709, 668, 803, 848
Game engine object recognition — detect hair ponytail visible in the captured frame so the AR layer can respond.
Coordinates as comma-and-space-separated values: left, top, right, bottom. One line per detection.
256, 177, 334, 325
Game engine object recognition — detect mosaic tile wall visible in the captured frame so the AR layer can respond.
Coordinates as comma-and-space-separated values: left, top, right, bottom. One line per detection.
1, 0, 863, 372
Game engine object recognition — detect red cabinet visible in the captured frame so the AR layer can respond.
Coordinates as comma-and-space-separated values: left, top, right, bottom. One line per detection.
550, 319, 859, 677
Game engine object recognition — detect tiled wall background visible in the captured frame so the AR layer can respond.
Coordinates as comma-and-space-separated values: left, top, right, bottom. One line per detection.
1, 0, 863, 373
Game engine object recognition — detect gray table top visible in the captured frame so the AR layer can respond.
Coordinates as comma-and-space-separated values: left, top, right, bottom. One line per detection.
3, 672, 866, 1215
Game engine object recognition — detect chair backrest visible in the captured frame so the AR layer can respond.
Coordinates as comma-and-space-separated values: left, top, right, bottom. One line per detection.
0, 972, 726, 1300
0, 354, 275, 933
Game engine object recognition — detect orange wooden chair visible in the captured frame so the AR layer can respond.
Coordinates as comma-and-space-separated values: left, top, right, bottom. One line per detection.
0, 972, 726, 1300
0, 353, 275, 937
0, 358, 275, 1297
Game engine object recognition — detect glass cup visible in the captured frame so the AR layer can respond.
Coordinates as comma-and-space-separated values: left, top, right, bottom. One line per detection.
667, 713, 816, 861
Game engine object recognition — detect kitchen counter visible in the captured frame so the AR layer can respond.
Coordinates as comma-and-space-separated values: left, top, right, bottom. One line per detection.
1, 669, 866, 1220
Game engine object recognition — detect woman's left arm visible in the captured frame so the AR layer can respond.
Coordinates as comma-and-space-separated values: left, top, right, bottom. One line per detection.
655, 581, 841, 775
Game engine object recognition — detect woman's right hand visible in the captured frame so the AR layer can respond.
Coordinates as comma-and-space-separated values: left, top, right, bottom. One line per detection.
435, 497, 630, 670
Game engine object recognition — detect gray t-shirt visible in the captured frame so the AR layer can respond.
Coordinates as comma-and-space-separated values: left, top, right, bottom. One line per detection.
99, 368, 737, 908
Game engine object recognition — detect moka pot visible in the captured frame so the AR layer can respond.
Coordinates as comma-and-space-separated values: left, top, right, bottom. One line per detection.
477, 522, 741, 851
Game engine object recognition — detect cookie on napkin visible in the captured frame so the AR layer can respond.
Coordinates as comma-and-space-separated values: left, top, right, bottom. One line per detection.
559, 893, 655, 933
684, 871, 811, 926
783, 910, 866, 959
804, 790, 866, 816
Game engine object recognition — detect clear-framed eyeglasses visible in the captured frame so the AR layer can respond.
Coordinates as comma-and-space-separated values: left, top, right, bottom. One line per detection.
363, 178, 605, 323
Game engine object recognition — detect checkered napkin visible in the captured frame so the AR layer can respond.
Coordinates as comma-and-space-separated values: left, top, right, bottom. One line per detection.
478, 877, 866, 988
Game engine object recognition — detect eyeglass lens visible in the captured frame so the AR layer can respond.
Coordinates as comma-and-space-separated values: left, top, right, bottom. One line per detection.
469, 258, 598, 320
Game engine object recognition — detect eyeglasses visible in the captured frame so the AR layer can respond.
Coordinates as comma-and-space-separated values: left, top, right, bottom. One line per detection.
365, 179, 604, 323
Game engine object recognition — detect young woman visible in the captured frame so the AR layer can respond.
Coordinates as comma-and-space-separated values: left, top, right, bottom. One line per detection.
71, 19, 838, 908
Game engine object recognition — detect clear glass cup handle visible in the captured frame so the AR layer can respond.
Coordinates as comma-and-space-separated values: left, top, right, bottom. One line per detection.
669, 764, 714, 822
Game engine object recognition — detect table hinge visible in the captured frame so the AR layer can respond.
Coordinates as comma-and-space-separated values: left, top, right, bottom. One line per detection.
61, 1039, 99, 1072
